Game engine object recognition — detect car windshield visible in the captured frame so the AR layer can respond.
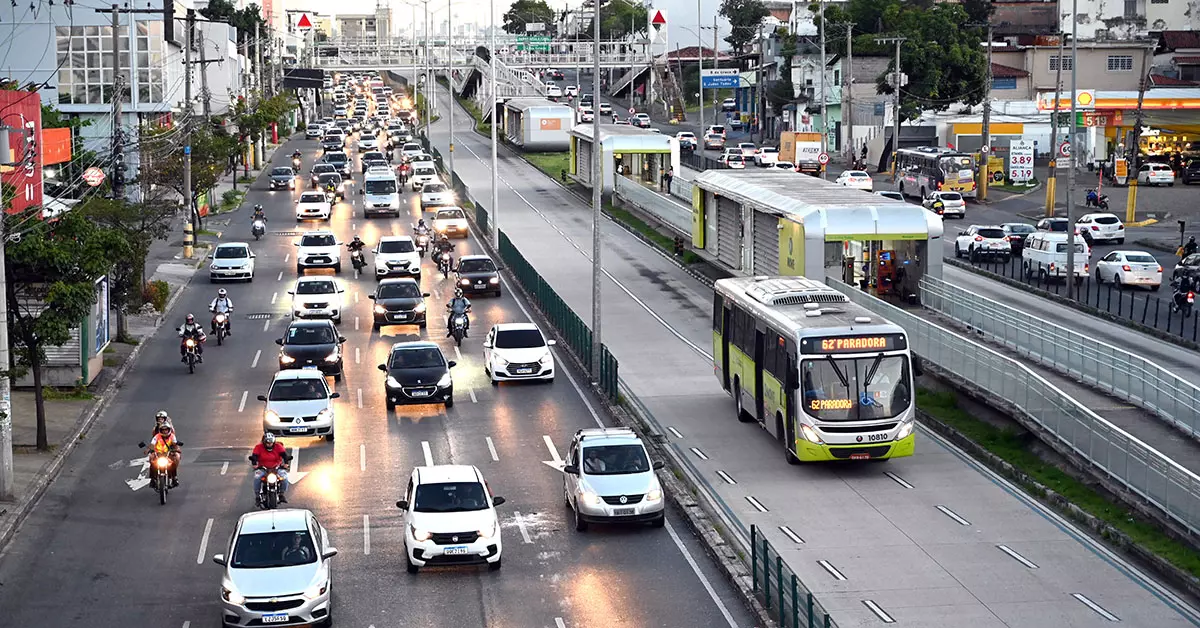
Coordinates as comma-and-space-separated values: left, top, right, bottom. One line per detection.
364, 179, 397, 194
269, 378, 328, 401
286, 325, 336, 345
495, 328, 545, 349
403, 143, 421, 151
458, 259, 496, 273
378, 282, 421, 298
300, 193, 327, 203
436, 209, 465, 220
215, 246, 248, 259
580, 444, 650, 475
379, 240, 415, 253
231, 531, 317, 569
389, 347, 444, 369
1044, 221, 1068, 232
1006, 224, 1036, 234
939, 193, 962, 201
424, 183, 448, 193
296, 280, 335, 295
312, 165, 335, 174
415, 167, 435, 176
711, 126, 725, 133
1094, 215, 1121, 225
271, 168, 293, 176
318, 174, 341, 185
977, 228, 1006, 239
326, 153, 347, 164
801, 355, 912, 421
1055, 243, 1087, 253
1126, 254, 1157, 263
413, 482, 489, 513
363, 152, 384, 161
300, 234, 336, 247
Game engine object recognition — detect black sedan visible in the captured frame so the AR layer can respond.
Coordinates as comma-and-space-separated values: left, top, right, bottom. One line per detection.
369, 278, 429, 330
269, 166, 296, 190
1173, 253, 1200, 281
310, 163, 336, 187
276, 319, 346, 380
1001, 222, 1037, 254
379, 341, 456, 410
455, 255, 501, 297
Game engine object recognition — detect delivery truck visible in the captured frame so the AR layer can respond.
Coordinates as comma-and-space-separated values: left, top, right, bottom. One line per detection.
778, 132, 823, 175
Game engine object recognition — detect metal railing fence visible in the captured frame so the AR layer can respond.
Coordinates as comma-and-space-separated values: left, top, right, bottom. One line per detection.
751, 525, 837, 628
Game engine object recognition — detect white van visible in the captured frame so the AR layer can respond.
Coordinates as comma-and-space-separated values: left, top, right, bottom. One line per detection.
1022, 232, 1089, 281
361, 170, 401, 218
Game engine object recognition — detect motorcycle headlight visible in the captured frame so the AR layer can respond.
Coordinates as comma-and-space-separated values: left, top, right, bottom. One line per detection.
267, 472, 279, 484
581, 491, 602, 507
647, 487, 663, 502
324, 349, 340, 363
222, 585, 246, 605
799, 424, 823, 444
185, 339, 196, 347
303, 582, 328, 600
156, 457, 170, 468
437, 372, 452, 387
896, 419, 915, 440
489, 277, 499, 285
410, 524, 431, 542
316, 408, 333, 422
264, 410, 280, 424
279, 354, 296, 364
414, 302, 426, 313
215, 314, 226, 323
386, 375, 402, 388
374, 304, 387, 314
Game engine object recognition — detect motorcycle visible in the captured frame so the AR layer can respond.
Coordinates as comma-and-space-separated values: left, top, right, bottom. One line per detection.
254, 464, 286, 510
1171, 286, 1196, 318
449, 311, 469, 347
137, 444, 180, 505
212, 312, 231, 346
438, 251, 453, 278
351, 249, 367, 272
182, 336, 201, 373
416, 233, 430, 258
251, 219, 266, 240
1085, 189, 1110, 210
292, 157, 302, 169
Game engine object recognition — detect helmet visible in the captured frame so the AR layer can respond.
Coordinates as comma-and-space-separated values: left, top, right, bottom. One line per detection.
263, 433, 276, 447
185, 313, 195, 324
454, 288, 464, 298
352, 235, 362, 242
155, 410, 169, 424
158, 422, 172, 434
417, 218, 426, 226
218, 288, 227, 298
255, 204, 263, 211
1191, 236, 1197, 243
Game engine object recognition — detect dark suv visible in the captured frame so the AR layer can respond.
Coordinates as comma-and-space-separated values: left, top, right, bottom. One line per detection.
1183, 160, 1200, 185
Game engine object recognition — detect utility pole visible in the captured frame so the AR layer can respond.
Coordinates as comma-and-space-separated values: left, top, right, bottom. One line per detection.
0, 199, 9, 500
425, 0, 432, 130
1046, 32, 1065, 217
1066, 0, 1079, 300
490, 0, 499, 249
1127, 42, 1152, 224
448, 0, 455, 176
756, 23, 764, 144
875, 36, 906, 182
818, 0, 827, 177
978, 21, 994, 201
840, 22, 853, 164
590, 0, 602, 383
108, 5, 125, 199
255, 20, 264, 167
183, 9, 195, 252
200, 28, 212, 120
696, 0, 703, 131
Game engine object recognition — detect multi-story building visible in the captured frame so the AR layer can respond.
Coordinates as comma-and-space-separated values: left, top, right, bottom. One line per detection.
1059, 0, 1200, 39
989, 37, 1154, 101
336, 2, 392, 40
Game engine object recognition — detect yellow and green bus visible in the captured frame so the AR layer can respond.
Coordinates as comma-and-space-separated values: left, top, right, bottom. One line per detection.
712, 276, 916, 463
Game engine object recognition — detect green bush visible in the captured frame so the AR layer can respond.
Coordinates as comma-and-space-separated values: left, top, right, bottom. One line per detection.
142, 279, 170, 312
221, 189, 243, 209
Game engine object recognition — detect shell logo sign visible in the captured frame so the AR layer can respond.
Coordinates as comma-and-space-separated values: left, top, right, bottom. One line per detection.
540, 118, 562, 131
1075, 90, 1095, 109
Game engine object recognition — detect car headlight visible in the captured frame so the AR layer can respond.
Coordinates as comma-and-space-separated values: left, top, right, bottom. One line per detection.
410, 524, 431, 542
581, 491, 602, 507
799, 424, 823, 444
460, 278, 470, 286
222, 585, 245, 605
540, 352, 552, 364
414, 302, 426, 313
896, 419, 915, 440
303, 582, 328, 600
316, 408, 333, 422
264, 410, 280, 424
386, 375, 402, 388
489, 277, 499, 285
324, 349, 340, 363
209, 263, 219, 270
374, 304, 387, 314
279, 354, 296, 364
647, 487, 663, 502
437, 372, 452, 387
496, 356, 509, 367
477, 521, 498, 539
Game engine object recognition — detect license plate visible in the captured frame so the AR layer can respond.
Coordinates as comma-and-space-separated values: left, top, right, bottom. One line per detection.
391, 313, 409, 320
409, 390, 431, 397
444, 546, 470, 555
289, 427, 309, 433
475, 283, 486, 288
613, 507, 635, 516
262, 613, 290, 624
850, 453, 870, 460
514, 368, 533, 374
305, 309, 324, 315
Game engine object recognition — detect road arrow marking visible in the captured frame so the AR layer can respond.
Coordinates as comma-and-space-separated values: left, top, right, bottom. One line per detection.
126, 457, 151, 491
542, 434, 564, 471
289, 446, 308, 483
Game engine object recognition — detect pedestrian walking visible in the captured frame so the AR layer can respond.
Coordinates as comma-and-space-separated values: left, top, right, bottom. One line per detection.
664, 167, 674, 193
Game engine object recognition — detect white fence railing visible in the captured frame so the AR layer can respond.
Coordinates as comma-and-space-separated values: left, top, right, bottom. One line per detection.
614, 176, 691, 236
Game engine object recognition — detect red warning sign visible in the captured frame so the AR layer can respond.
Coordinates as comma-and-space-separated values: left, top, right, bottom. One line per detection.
296, 13, 313, 30
651, 10, 666, 25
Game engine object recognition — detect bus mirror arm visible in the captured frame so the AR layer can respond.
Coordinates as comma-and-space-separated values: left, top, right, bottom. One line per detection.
913, 358, 925, 378
787, 372, 800, 390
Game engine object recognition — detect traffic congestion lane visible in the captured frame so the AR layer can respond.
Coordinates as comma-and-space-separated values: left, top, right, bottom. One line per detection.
425, 87, 1200, 627
0, 134, 755, 628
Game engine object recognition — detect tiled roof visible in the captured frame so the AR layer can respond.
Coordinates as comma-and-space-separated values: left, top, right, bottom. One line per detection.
1161, 31, 1200, 50
991, 62, 1029, 78
1174, 56, 1200, 65
1149, 74, 1200, 86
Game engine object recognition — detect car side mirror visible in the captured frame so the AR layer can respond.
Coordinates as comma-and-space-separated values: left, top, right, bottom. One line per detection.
422, 292, 430, 297
367, 294, 376, 300
378, 364, 387, 371
257, 395, 268, 402
396, 500, 409, 510
339, 336, 347, 343
250, 253, 256, 258
287, 290, 294, 295
653, 460, 665, 470
482, 341, 492, 349
212, 554, 227, 566
491, 496, 506, 506
330, 392, 341, 399
358, 189, 364, 195
275, 338, 283, 345
563, 464, 579, 475
447, 360, 457, 368
322, 548, 339, 559
546, 339, 557, 346
137, 441, 146, 449
293, 242, 300, 246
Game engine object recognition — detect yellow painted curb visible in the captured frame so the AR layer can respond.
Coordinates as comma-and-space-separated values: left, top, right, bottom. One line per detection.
1126, 219, 1159, 227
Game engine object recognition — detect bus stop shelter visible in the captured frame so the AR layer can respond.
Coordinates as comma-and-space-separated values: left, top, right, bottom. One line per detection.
570, 124, 681, 196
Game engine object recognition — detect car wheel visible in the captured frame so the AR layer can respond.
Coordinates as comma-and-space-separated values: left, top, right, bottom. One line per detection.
325, 431, 335, 442
650, 514, 666, 528
296, 264, 303, 274
1152, 283, 1161, 292
954, 243, 962, 258
1096, 271, 1105, 284
386, 397, 396, 411
1114, 274, 1123, 289
334, 370, 343, 382
1117, 237, 1125, 244
335, 262, 343, 273
574, 503, 588, 532
405, 550, 419, 574
445, 396, 454, 408
488, 558, 502, 571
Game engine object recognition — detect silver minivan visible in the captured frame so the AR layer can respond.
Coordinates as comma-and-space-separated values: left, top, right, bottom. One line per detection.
562, 427, 665, 531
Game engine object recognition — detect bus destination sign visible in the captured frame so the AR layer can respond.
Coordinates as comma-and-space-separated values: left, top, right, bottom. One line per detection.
802, 334, 906, 354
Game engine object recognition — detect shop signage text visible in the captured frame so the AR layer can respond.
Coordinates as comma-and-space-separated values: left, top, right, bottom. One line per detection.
1054, 110, 1123, 127
1008, 140, 1034, 183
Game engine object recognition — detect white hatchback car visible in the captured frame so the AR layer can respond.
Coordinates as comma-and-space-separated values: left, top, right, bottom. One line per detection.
1137, 162, 1176, 186
410, 166, 439, 191
432, 207, 469, 239
289, 276, 345, 322
545, 83, 563, 98
397, 464, 506, 573
953, 225, 1012, 262
210, 242, 256, 282
754, 147, 779, 166
295, 191, 332, 222
923, 191, 966, 218
258, 368, 340, 440
483, 322, 556, 384
835, 170, 874, 191
564, 85, 579, 97
1077, 212, 1126, 244
294, 231, 343, 273
374, 235, 422, 280
420, 182, 455, 210
400, 143, 423, 161
1095, 250, 1163, 290
562, 427, 666, 531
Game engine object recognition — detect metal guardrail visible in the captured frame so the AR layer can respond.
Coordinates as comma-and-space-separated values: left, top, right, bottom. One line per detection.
751, 525, 837, 628
613, 176, 691, 236
827, 278, 1200, 537
920, 275, 1200, 441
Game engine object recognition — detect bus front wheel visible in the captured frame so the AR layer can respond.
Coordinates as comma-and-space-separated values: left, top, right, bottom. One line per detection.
733, 379, 753, 423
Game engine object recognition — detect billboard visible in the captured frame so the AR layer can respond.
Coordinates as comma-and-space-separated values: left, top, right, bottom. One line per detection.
41, 127, 73, 166
0, 89, 44, 217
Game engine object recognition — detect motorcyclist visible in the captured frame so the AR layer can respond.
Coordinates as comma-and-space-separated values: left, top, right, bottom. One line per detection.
178, 314, 207, 363
249, 432, 292, 506
347, 235, 367, 253
145, 420, 181, 488
209, 288, 234, 335
1086, 188, 1099, 206
415, 219, 430, 237
252, 204, 267, 222
446, 288, 472, 337
434, 234, 454, 270
1185, 236, 1198, 257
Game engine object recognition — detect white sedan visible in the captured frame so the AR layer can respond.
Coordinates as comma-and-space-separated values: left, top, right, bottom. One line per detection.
295, 191, 332, 221
564, 85, 579, 97
1095, 250, 1163, 290
357, 134, 380, 151
545, 83, 563, 98
835, 170, 874, 191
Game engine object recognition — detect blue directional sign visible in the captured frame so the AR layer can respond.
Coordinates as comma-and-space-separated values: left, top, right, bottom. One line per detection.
701, 68, 740, 89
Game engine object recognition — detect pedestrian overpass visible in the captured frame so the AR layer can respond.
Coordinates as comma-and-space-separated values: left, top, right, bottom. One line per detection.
311, 38, 651, 71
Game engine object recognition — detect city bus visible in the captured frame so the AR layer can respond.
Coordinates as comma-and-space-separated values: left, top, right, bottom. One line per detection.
712, 276, 916, 462
896, 146, 977, 200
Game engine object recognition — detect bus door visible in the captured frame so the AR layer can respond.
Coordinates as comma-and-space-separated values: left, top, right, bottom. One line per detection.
721, 305, 732, 391
753, 327, 765, 423
784, 344, 797, 436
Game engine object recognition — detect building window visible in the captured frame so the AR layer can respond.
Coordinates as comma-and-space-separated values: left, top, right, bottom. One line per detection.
55, 20, 165, 106
1151, 0, 1169, 3
1049, 55, 1073, 72
1107, 55, 1134, 72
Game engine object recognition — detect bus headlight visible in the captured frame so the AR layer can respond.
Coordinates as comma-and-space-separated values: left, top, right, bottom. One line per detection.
896, 420, 915, 440
799, 424, 823, 444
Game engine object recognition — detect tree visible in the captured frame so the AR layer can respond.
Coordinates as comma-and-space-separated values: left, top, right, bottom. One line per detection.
818, 0, 987, 120
720, 0, 769, 59
600, 0, 648, 41
5, 210, 129, 450
765, 29, 803, 117
137, 125, 239, 230
199, 0, 267, 47
502, 0, 555, 34
78, 194, 176, 342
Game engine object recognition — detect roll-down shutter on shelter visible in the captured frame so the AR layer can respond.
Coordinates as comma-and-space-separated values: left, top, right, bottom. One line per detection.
716, 195, 742, 269
575, 140, 593, 186
752, 210, 779, 275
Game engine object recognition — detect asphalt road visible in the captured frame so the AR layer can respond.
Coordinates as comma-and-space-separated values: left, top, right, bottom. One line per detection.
0, 133, 755, 628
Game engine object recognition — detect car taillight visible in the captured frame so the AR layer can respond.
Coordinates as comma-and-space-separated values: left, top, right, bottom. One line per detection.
1158, 266, 1163, 273
1084, 263, 1089, 272
937, 182, 943, 190
1003, 236, 1011, 242
974, 236, 983, 242
1091, 226, 1099, 231
1122, 265, 1131, 272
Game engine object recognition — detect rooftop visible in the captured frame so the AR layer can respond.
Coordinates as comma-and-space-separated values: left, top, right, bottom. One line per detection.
239, 509, 311, 535
416, 464, 481, 484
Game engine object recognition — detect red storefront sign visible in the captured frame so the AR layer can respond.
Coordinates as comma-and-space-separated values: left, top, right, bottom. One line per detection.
0, 89, 44, 216
1082, 110, 1123, 127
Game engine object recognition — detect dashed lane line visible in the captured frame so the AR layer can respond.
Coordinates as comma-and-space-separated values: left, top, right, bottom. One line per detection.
196, 518, 214, 565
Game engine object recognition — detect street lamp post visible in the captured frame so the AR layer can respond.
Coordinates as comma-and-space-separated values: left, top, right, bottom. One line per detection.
490, 0, 499, 248
590, 0, 602, 382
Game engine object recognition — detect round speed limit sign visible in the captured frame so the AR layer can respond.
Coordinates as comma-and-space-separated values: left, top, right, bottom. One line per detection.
817, 152, 830, 165
1060, 141, 1072, 157
629, 107, 635, 115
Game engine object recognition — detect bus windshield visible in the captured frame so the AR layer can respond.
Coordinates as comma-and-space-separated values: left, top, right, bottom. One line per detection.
938, 155, 976, 182
800, 354, 912, 421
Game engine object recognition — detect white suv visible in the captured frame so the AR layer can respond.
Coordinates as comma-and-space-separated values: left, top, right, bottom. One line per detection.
923, 191, 966, 219
295, 191, 332, 222
954, 225, 1012, 262
397, 465, 506, 573
374, 235, 422, 280
257, 369, 340, 440
294, 231, 343, 273
562, 427, 666, 531
483, 322, 556, 384
289, 276, 345, 323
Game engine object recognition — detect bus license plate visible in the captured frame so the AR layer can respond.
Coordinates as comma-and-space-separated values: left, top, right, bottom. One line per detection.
444, 546, 470, 555
613, 508, 635, 516
262, 613, 290, 624
850, 453, 870, 460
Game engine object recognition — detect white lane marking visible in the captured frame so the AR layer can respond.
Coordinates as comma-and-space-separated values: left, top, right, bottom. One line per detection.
251, 350, 261, 369
262, 318, 270, 332
355, 316, 360, 331
862, 600, 895, 623
817, 559, 848, 581
745, 496, 769, 512
779, 525, 804, 544
355, 347, 361, 364
690, 447, 708, 460
271, 292, 278, 304
289, 447, 308, 483
284, 253, 290, 263
1073, 593, 1120, 621
554, 620, 566, 628
486, 436, 499, 461
353, 223, 357, 231
543, 435, 561, 463
453, 345, 463, 362
355, 292, 360, 304
220, 461, 229, 476
363, 515, 371, 555
182, 622, 190, 628
513, 510, 533, 544
664, 519, 740, 627
196, 518, 214, 564
716, 470, 737, 485
237, 391, 248, 413
357, 388, 363, 409
421, 441, 433, 466
936, 505, 971, 526
277, 271, 283, 281
885, 471, 913, 489
997, 544, 1039, 569
360, 444, 367, 472
667, 426, 684, 438
468, 387, 477, 403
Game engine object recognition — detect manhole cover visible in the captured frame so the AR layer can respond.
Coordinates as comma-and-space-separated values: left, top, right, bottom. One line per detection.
245, 313, 272, 320
272, 231, 301, 236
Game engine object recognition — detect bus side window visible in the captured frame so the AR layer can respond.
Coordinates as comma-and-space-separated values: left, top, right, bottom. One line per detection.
763, 332, 777, 377
712, 294, 723, 333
